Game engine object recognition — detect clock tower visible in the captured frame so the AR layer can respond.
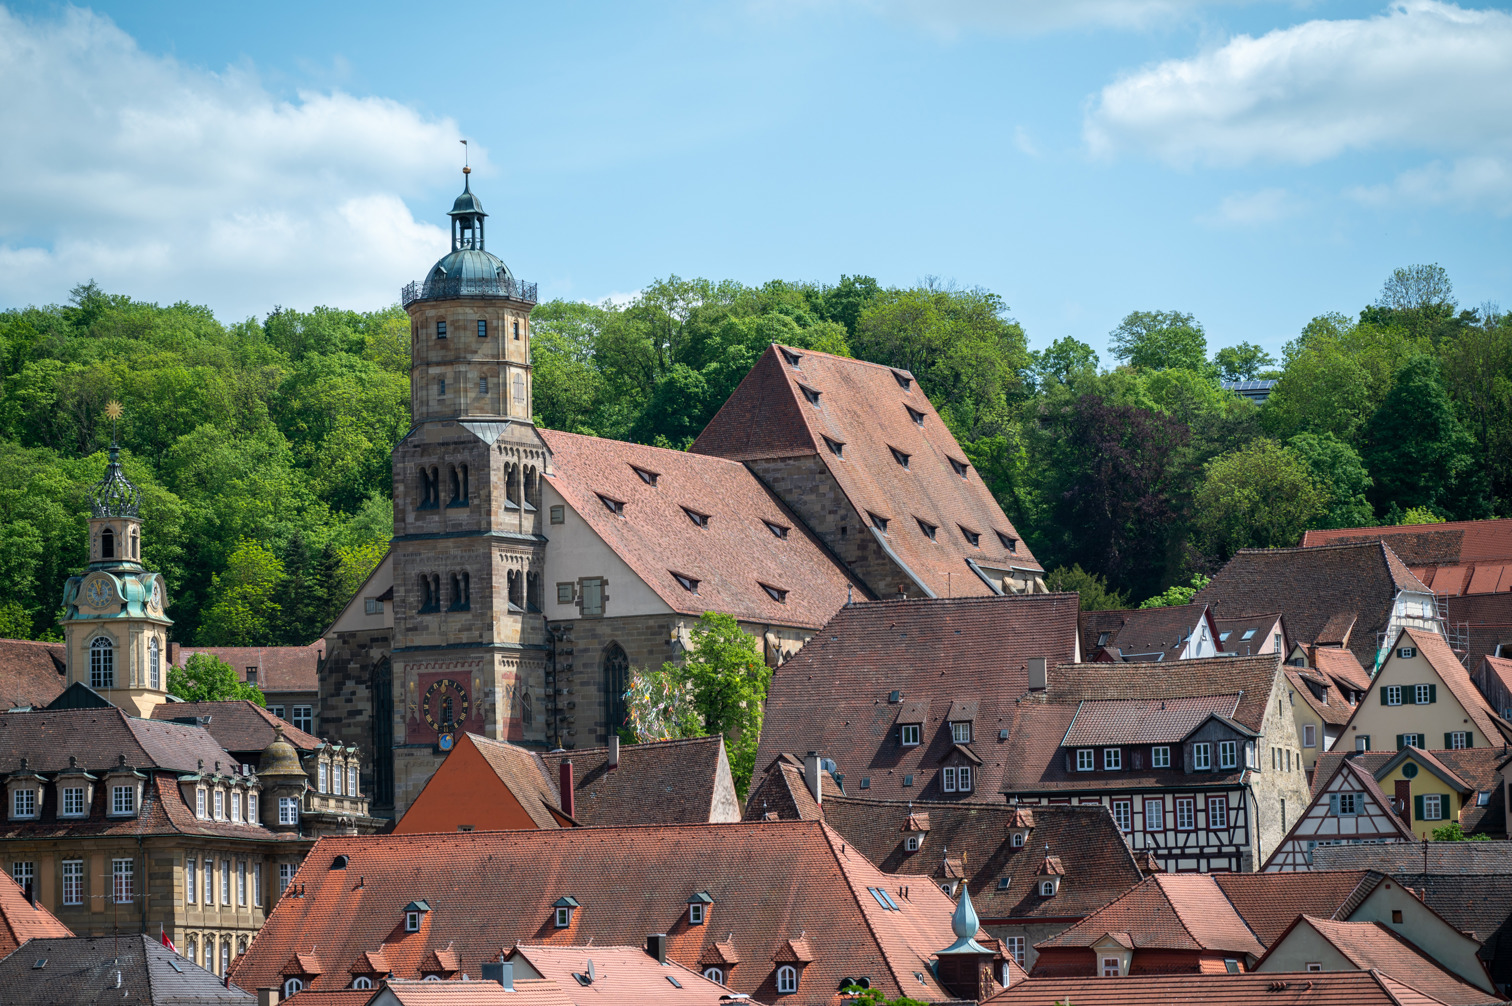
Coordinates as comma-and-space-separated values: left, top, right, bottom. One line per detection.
389, 169, 550, 813
61, 414, 173, 717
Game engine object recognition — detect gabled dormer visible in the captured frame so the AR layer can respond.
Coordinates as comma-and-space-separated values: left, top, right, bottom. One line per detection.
1005, 806, 1035, 849
402, 900, 431, 933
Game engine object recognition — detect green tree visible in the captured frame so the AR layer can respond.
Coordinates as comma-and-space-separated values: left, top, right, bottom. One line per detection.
1192, 439, 1325, 560
1109, 310, 1208, 372
1400, 506, 1445, 525
1139, 573, 1211, 609
1363, 355, 1483, 517
198, 538, 286, 646
1212, 342, 1277, 381
1031, 337, 1099, 387
1285, 432, 1375, 530
1440, 309, 1512, 510
1043, 565, 1128, 610
167, 652, 266, 704
1430, 821, 1491, 842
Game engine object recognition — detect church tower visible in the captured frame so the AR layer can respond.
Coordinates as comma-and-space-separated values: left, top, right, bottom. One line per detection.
61, 407, 173, 718
389, 169, 550, 813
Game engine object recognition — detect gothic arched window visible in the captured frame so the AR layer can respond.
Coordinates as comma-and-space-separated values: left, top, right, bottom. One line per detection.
148, 637, 160, 690
90, 636, 114, 689
101, 527, 115, 559
507, 570, 523, 611
602, 643, 630, 735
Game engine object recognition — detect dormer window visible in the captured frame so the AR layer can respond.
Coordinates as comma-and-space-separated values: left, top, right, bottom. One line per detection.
63, 785, 89, 818
941, 766, 972, 792
781, 348, 802, 366
823, 436, 844, 457
403, 900, 431, 932
1011, 832, 1025, 848
869, 512, 889, 533
949, 457, 969, 478
213, 789, 224, 820
892, 370, 912, 391
682, 507, 710, 528
598, 494, 625, 516
112, 784, 137, 817
687, 891, 712, 925
553, 896, 579, 928
905, 835, 921, 852
799, 384, 821, 406
671, 572, 700, 594
689, 903, 704, 924
11, 788, 36, 820
960, 526, 980, 547
900, 724, 921, 746
1096, 632, 1111, 647
905, 405, 924, 426
916, 518, 938, 541
995, 530, 1017, 552
889, 447, 910, 469
761, 583, 788, 603
632, 466, 659, 486
951, 721, 972, 744
763, 520, 789, 539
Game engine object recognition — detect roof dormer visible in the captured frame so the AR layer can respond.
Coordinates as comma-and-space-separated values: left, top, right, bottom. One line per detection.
687, 890, 713, 925
402, 900, 431, 933
553, 896, 579, 928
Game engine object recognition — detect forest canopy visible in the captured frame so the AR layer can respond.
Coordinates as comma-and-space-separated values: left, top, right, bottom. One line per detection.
1, 265, 1506, 643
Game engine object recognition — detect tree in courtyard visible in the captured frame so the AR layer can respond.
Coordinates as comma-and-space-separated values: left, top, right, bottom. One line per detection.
167, 652, 266, 705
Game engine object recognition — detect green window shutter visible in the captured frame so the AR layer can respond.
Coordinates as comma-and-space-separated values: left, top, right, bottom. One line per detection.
1381, 688, 1389, 706
1396, 735, 1406, 750
1446, 733, 1454, 749
1404, 687, 1416, 705
1465, 733, 1473, 748
1428, 683, 1436, 704
1329, 794, 1339, 816
1415, 794, 1425, 821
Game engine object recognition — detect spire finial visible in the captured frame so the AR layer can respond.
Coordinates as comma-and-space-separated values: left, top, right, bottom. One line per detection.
950, 885, 980, 938
461, 139, 471, 184
104, 400, 123, 449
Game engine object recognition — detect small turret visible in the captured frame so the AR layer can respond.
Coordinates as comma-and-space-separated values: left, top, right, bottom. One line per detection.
259, 726, 308, 832
935, 886, 1001, 1001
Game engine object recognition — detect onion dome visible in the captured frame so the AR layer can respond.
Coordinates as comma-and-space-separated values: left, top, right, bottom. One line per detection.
89, 445, 141, 518
260, 726, 306, 779
938, 886, 992, 955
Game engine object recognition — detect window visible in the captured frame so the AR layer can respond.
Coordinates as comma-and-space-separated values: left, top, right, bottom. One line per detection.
55, 784, 85, 817
889, 446, 911, 470
631, 465, 658, 486
477, 319, 487, 338
1306, 963, 1323, 972
671, 572, 700, 593
1421, 794, 1444, 820
1332, 793, 1359, 816
186, 858, 197, 903
763, 520, 789, 538
238, 861, 247, 905
1112, 800, 1131, 832
1219, 740, 1237, 770
1152, 746, 1170, 768
112, 785, 135, 816
348, 765, 357, 796
549, 505, 565, 524
1449, 731, 1468, 749
1076, 749, 1095, 771
682, 507, 710, 528
1384, 685, 1403, 706
1006, 937, 1025, 966
1101, 957, 1121, 978
952, 722, 972, 744
704, 968, 723, 983
279, 797, 299, 825
1011, 832, 1025, 847
112, 858, 133, 903
949, 457, 969, 478
513, 320, 521, 340
598, 494, 624, 516
1399, 646, 1416, 659
11, 789, 34, 819
555, 582, 575, 606
1208, 796, 1228, 829
942, 766, 972, 792
776, 965, 798, 993
478, 376, 488, 396
1399, 733, 1423, 749
554, 906, 571, 928
957, 766, 972, 792
148, 637, 160, 689
781, 348, 802, 366
799, 384, 821, 405
905, 835, 921, 851
205, 860, 215, 905
916, 518, 938, 541
1219, 631, 1231, 642
1192, 743, 1212, 771
1145, 799, 1164, 831
823, 436, 844, 456
284, 979, 303, 998
232, 791, 243, 823
1303, 724, 1317, 748
63, 860, 83, 906
269, 705, 285, 720
942, 767, 957, 792
90, 637, 114, 689
353, 976, 373, 990
293, 706, 313, 732
1104, 748, 1122, 770
689, 903, 704, 925
436, 320, 447, 338
254, 863, 263, 907
581, 578, 604, 616
364, 597, 383, 615
318, 763, 328, 793
438, 378, 446, 397
11, 861, 32, 898
248, 792, 258, 822
892, 369, 912, 390
906, 405, 925, 426
960, 526, 980, 547
279, 863, 295, 894
1176, 798, 1195, 830
995, 530, 1017, 551
761, 583, 788, 603
1040, 880, 1055, 896
900, 724, 921, 746
1357, 735, 1371, 752
869, 512, 888, 532
1224, 960, 1240, 975
213, 789, 224, 820
221, 861, 231, 904
1414, 683, 1434, 704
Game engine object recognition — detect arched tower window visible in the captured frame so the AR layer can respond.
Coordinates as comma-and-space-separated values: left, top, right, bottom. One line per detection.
526, 571, 540, 612
101, 527, 115, 559
90, 637, 114, 689
602, 643, 630, 736
449, 572, 471, 612
130, 528, 139, 559
504, 462, 521, 507
524, 466, 538, 509
148, 637, 160, 690
507, 569, 523, 611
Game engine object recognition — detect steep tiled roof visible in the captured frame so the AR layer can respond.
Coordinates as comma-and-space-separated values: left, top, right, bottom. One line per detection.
174, 642, 323, 694
1060, 694, 1241, 746
0, 638, 66, 710
1445, 593, 1512, 665
1477, 655, 1512, 709
1311, 842, 1512, 874
1311, 645, 1374, 696
539, 428, 863, 629
1034, 875, 1264, 958
1310, 747, 1507, 836
984, 971, 1457, 1005
1302, 519, 1512, 597
0, 707, 230, 775
754, 594, 1081, 803
1078, 604, 1213, 662
453, 734, 562, 830
1195, 542, 1430, 668
1211, 871, 1380, 947
1384, 876, 1512, 988
539, 736, 734, 826
1045, 653, 1282, 732
1286, 667, 1354, 727
816, 798, 1144, 922
509, 944, 734, 1004
150, 699, 322, 753
0, 872, 71, 957
1269, 916, 1499, 1006
0, 934, 253, 1004
692, 345, 1042, 596
341, 982, 573, 1006
1405, 629, 1512, 746
229, 822, 977, 1004
1212, 612, 1285, 655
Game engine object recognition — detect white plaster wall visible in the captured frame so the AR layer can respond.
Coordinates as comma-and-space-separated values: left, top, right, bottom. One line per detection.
539, 481, 673, 620
327, 552, 394, 635
1348, 882, 1497, 993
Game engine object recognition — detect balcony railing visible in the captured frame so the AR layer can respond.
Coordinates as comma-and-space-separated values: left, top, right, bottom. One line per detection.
401, 275, 538, 307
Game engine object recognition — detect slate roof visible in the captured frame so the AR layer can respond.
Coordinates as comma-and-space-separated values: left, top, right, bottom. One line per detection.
228, 821, 981, 1005
0, 638, 66, 710
1302, 519, 1512, 597
0, 933, 253, 1004
754, 593, 1081, 803
538, 428, 863, 629
509, 944, 735, 1004
540, 735, 733, 826
984, 971, 1458, 1005
1310, 748, 1507, 837
1060, 694, 1242, 746
1195, 542, 1431, 668
174, 642, 323, 695
815, 798, 1147, 922
692, 344, 1042, 597
150, 700, 322, 754
1078, 604, 1215, 662
0, 871, 72, 957
1034, 874, 1265, 958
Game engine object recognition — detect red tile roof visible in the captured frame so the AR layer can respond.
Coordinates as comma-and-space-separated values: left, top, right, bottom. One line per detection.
538, 429, 863, 629
150, 700, 322, 753
985, 970, 1457, 1005
692, 345, 1042, 597
1444, 593, 1512, 666
754, 594, 1081, 803
451, 734, 562, 831
1286, 667, 1354, 728
174, 642, 324, 695
1310, 645, 1374, 696
342, 981, 574, 1006
0, 871, 72, 957
1302, 519, 1512, 597
1078, 604, 1215, 662
0, 639, 66, 710
1060, 694, 1241, 746
540, 736, 735, 826
1045, 653, 1282, 732
1211, 872, 1380, 947
228, 822, 977, 1004
1310, 748, 1507, 836
508, 944, 734, 1004
1034, 875, 1263, 958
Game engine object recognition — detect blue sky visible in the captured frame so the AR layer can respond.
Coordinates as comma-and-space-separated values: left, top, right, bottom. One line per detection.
1, 1, 1510, 360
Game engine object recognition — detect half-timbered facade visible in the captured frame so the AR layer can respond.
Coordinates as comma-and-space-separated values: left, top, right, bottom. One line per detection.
1263, 757, 1413, 870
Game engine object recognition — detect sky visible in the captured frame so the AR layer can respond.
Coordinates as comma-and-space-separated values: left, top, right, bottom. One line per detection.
1, 0, 1510, 360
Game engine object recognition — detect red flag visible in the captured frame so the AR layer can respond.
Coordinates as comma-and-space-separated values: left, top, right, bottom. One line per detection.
160, 925, 177, 953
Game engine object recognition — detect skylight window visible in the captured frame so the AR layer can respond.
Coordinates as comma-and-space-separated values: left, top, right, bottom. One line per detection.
995, 531, 1017, 552
889, 447, 911, 469
671, 572, 700, 594
1219, 631, 1231, 642
799, 384, 821, 405
906, 405, 925, 427
917, 518, 938, 541
823, 436, 844, 457
948, 457, 969, 478
869, 512, 889, 533
1241, 629, 1257, 640
683, 507, 710, 528
780, 348, 802, 367
761, 583, 788, 603
960, 526, 980, 547
597, 495, 625, 516
763, 520, 789, 539
892, 370, 912, 391
867, 887, 901, 911
631, 466, 659, 486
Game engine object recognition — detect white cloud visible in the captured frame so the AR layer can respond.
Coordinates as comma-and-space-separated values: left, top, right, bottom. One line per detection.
0, 6, 469, 318
1013, 126, 1041, 158
1084, 1, 1512, 211
1197, 187, 1301, 225
792, 0, 1274, 34
1350, 157, 1512, 216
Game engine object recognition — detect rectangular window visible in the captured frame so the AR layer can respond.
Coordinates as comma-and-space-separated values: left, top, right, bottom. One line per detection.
438, 378, 446, 397
1423, 794, 1443, 821
248, 791, 258, 823
1357, 735, 1371, 752
1208, 796, 1228, 829
186, 859, 196, 904
62, 860, 83, 906
333, 767, 344, 797
12, 789, 34, 819
1152, 746, 1170, 768
1104, 748, 1121, 770
268, 705, 284, 720
901, 724, 921, 746
364, 597, 383, 615
1102, 957, 1121, 977
232, 792, 243, 824
221, 861, 230, 904
957, 766, 972, 792
556, 582, 574, 605
1303, 724, 1317, 748
477, 319, 487, 338
204, 860, 215, 905
549, 505, 565, 525
478, 376, 488, 396
279, 863, 295, 894
436, 320, 447, 338
1112, 800, 1131, 832
293, 706, 313, 731
1449, 731, 1468, 749
1384, 685, 1402, 706
580, 578, 604, 617
942, 766, 957, 792
11, 861, 33, 896
62, 786, 86, 817
1192, 743, 1211, 771
1399, 733, 1423, 749
213, 789, 224, 820
1145, 799, 1164, 831
1398, 646, 1416, 659
1333, 793, 1359, 816
951, 722, 972, 744
1006, 936, 1025, 966
1176, 798, 1196, 830
238, 861, 247, 906
254, 863, 263, 907
1219, 740, 1237, 770
513, 320, 520, 340
1076, 749, 1095, 771
113, 859, 134, 904
318, 763, 328, 793
1414, 683, 1433, 704
279, 797, 299, 825
112, 785, 135, 816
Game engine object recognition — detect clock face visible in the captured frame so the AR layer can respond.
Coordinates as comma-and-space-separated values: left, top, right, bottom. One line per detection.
84, 577, 114, 608
150, 580, 163, 611
422, 678, 470, 732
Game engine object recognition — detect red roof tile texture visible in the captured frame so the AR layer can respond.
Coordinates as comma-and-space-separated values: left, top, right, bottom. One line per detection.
509, 944, 734, 1005
754, 593, 1081, 803
540, 735, 733, 826
174, 642, 323, 694
1303, 519, 1512, 597
1035, 875, 1263, 957
1078, 605, 1213, 662
150, 699, 322, 753
985, 970, 1457, 1005
1445, 592, 1512, 665
1060, 694, 1241, 747
229, 822, 975, 1005
692, 345, 1042, 597
0, 871, 72, 957
1274, 916, 1498, 1006
0, 639, 66, 710
539, 428, 862, 629
1286, 667, 1354, 728
1211, 871, 1379, 947
1310, 645, 1374, 696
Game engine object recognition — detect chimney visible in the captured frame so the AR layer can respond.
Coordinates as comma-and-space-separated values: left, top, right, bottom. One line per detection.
804, 751, 823, 805
559, 760, 575, 819
646, 934, 668, 963
1027, 657, 1047, 691
481, 959, 515, 990
608, 735, 620, 770
257, 989, 280, 1006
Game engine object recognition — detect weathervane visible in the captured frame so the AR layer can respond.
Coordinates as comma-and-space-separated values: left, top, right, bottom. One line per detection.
104, 400, 123, 446
461, 138, 470, 175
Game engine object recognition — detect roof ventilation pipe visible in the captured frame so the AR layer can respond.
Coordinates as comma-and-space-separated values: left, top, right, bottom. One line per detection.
804, 751, 823, 805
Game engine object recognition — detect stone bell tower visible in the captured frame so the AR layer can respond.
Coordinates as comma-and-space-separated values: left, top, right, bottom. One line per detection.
61, 405, 174, 718
389, 168, 550, 814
